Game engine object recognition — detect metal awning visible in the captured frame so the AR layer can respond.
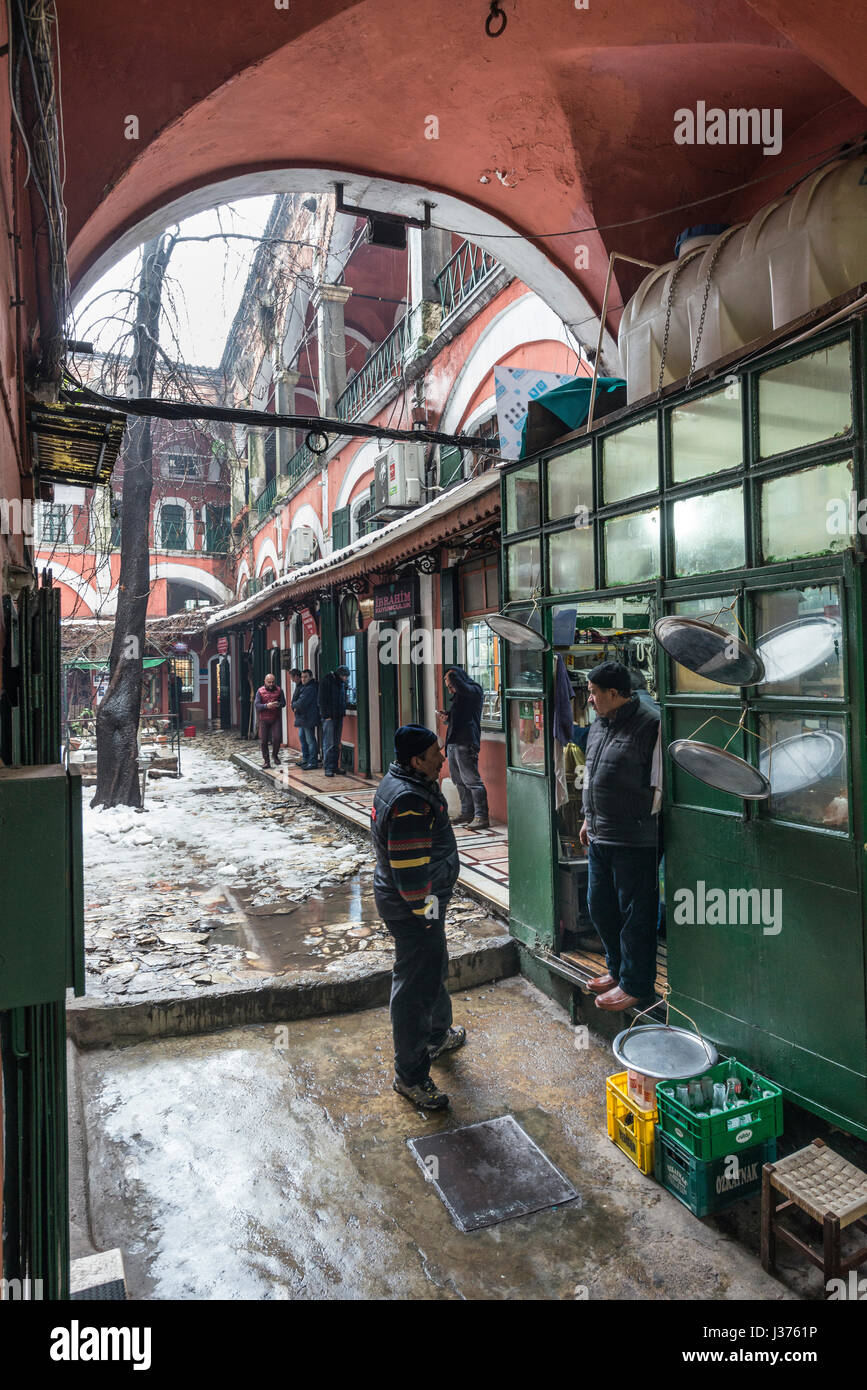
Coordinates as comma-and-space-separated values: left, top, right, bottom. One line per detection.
28, 401, 126, 488
65, 657, 166, 670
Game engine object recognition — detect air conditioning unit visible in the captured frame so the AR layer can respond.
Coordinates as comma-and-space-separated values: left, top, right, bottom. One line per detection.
287, 524, 316, 566
373, 443, 426, 514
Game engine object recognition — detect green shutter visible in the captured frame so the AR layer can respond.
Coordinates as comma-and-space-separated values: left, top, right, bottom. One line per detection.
332, 505, 351, 551
440, 445, 463, 488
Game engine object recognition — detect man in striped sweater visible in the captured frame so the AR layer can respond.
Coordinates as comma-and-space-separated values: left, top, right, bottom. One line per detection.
371, 724, 466, 1110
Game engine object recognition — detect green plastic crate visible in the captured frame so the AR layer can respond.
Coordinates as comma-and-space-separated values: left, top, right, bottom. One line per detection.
656, 1059, 783, 1161
654, 1126, 777, 1218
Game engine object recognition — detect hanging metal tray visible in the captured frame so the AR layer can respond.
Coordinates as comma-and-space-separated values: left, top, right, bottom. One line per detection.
612, 1023, 718, 1080
485, 612, 550, 651
755, 616, 842, 685
669, 738, 771, 799
653, 615, 764, 687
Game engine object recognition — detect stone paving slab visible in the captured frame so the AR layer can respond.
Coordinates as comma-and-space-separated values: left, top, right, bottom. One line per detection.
72, 976, 797, 1302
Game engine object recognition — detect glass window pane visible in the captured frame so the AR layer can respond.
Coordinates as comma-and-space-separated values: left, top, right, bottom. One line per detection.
462, 565, 486, 613
483, 557, 501, 610
672, 487, 745, 576
760, 459, 853, 563
504, 464, 540, 534
548, 526, 594, 594
671, 386, 742, 482
506, 538, 541, 600
547, 445, 593, 521
755, 584, 843, 698
669, 596, 738, 694
505, 604, 544, 691
602, 417, 658, 504
464, 619, 501, 725
508, 698, 545, 772
758, 713, 849, 832
341, 636, 357, 706
603, 508, 660, 586
758, 340, 852, 458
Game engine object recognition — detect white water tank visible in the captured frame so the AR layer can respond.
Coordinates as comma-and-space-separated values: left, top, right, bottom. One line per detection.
619, 153, 867, 402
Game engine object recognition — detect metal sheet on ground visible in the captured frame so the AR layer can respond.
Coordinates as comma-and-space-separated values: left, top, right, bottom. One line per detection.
407, 1114, 578, 1232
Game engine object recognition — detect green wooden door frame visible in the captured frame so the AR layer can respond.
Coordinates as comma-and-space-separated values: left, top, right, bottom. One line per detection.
379, 621, 398, 770
355, 632, 370, 776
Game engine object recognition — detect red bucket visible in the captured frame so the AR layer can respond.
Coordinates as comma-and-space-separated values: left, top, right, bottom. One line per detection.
183, 725, 196, 738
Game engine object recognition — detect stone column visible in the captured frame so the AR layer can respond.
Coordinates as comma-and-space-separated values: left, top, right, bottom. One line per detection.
313, 283, 352, 415
274, 367, 300, 472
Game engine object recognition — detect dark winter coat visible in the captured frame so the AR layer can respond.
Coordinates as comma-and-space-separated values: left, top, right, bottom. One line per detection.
582, 695, 660, 848
318, 670, 348, 721
444, 666, 483, 751
291, 680, 320, 729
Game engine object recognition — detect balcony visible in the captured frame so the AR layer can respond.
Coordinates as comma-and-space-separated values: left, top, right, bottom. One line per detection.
435, 241, 500, 322
255, 474, 279, 521
334, 310, 413, 423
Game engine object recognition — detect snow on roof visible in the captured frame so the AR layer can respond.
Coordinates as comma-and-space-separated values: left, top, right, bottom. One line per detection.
209, 468, 500, 628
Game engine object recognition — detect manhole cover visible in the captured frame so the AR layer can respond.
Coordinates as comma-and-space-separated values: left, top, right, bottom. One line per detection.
407, 1114, 578, 1232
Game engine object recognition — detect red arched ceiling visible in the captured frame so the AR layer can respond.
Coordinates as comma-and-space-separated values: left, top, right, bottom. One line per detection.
59, 0, 867, 337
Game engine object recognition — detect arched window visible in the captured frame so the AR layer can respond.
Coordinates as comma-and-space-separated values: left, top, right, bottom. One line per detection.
289, 613, 303, 672
340, 594, 359, 709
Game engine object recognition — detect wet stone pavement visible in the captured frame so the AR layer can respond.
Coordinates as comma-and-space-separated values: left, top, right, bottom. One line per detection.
82, 736, 504, 1000
71, 976, 795, 1301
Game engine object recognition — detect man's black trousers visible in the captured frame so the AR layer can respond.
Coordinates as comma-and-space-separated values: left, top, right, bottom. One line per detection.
381, 906, 452, 1087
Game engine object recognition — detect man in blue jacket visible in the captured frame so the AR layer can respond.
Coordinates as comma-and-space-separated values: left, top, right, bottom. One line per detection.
438, 666, 489, 829
318, 664, 350, 777
291, 668, 320, 769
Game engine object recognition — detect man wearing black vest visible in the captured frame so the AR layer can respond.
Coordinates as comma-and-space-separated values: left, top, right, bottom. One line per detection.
371, 724, 466, 1110
579, 661, 661, 1012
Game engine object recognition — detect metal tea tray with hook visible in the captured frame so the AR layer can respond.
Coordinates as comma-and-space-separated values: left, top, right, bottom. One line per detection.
612, 996, 719, 1080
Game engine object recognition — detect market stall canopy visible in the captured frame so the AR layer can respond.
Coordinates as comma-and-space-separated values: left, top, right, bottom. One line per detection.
65, 658, 166, 670
520, 377, 627, 458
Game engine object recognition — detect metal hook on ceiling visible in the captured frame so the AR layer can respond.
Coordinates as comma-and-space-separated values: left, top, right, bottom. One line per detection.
485, 1, 507, 37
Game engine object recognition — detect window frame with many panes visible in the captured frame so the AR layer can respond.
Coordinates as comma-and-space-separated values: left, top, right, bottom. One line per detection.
500, 322, 862, 836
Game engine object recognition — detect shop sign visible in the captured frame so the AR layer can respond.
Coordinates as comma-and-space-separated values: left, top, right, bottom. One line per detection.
300, 608, 317, 637
373, 579, 419, 620
172, 641, 189, 653
216, 636, 229, 655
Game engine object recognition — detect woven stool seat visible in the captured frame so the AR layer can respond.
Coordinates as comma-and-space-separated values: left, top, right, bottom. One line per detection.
761, 1139, 867, 1297
770, 1144, 867, 1227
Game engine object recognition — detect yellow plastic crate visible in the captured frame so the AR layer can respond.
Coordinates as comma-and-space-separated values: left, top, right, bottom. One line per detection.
606, 1071, 657, 1175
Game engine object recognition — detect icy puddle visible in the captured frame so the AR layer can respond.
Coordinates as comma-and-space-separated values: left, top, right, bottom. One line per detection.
210, 877, 389, 974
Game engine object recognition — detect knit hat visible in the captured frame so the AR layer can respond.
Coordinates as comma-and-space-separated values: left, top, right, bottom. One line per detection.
336, 665, 351, 677
587, 660, 631, 696
394, 724, 438, 764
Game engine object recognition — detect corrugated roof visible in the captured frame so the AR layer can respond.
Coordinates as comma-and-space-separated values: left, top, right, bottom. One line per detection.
29, 401, 126, 488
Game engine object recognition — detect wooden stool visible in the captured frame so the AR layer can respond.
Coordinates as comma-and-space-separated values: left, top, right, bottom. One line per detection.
761, 1138, 867, 1297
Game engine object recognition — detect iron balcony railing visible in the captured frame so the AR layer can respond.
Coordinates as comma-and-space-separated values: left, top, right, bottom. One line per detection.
255, 474, 278, 520
435, 240, 500, 321
334, 310, 413, 422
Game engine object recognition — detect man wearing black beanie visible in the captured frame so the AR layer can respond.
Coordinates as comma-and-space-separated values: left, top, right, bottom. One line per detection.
371, 724, 466, 1109
580, 661, 661, 1012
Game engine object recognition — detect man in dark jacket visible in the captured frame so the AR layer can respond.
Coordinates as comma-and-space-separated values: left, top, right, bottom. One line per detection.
579, 661, 661, 1012
291, 668, 320, 769
438, 666, 489, 829
254, 672, 286, 768
318, 664, 350, 777
371, 724, 466, 1110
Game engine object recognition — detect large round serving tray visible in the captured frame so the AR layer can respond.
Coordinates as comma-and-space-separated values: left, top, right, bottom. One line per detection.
669, 738, 771, 799
755, 616, 841, 685
612, 1024, 719, 1080
484, 612, 551, 651
759, 729, 845, 796
653, 615, 764, 687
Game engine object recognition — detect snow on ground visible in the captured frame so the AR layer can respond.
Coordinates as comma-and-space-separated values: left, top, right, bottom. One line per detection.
82, 739, 372, 997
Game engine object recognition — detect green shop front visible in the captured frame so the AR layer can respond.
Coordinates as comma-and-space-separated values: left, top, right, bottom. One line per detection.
501, 316, 867, 1141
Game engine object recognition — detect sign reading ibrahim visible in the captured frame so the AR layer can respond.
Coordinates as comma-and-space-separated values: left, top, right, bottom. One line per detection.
373, 579, 419, 620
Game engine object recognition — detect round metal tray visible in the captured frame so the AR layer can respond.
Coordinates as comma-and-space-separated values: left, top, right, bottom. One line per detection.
485, 612, 550, 651
669, 738, 771, 799
653, 615, 764, 687
612, 1023, 719, 1080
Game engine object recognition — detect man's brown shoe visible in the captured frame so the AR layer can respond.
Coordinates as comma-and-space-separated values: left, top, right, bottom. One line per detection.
588, 973, 618, 994
595, 986, 640, 1012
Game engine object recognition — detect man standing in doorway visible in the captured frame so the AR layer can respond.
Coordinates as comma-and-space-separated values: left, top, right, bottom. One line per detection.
579, 661, 661, 1012
318, 664, 350, 777
254, 671, 286, 768
292, 668, 320, 769
371, 724, 466, 1110
438, 666, 489, 829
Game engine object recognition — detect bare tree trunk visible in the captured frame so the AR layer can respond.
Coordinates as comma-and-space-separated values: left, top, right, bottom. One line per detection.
92, 235, 173, 808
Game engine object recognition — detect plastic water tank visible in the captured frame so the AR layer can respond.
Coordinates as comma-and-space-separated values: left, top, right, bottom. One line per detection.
618, 154, 867, 402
